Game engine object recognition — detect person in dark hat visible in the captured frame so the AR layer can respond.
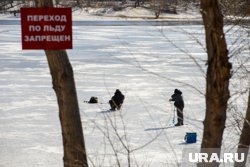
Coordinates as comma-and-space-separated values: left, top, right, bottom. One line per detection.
109, 89, 125, 111
169, 89, 184, 126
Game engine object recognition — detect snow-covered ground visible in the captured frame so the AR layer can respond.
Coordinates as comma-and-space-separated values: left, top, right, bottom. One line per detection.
0, 7, 249, 167
0, 6, 201, 20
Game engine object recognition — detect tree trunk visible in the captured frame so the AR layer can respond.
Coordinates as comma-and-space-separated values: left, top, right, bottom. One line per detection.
135, 0, 140, 8
86, 0, 90, 7
235, 90, 250, 167
45, 50, 88, 167
199, 0, 232, 166
36, 1, 89, 167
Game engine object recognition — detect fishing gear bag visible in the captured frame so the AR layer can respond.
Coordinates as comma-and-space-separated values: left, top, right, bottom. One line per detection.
89, 96, 98, 103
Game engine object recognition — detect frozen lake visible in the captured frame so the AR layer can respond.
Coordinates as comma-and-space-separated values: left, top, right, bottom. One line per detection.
0, 21, 249, 166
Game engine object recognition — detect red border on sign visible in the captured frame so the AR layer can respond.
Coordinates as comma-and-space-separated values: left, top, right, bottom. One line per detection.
21, 8, 72, 50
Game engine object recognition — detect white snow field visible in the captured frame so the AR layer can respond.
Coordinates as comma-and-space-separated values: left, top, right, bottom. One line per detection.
0, 15, 250, 167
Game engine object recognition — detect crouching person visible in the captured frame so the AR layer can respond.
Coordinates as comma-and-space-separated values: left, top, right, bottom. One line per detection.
109, 89, 125, 111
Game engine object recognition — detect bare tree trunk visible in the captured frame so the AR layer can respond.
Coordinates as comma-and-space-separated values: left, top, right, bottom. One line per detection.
86, 0, 90, 7
135, 0, 140, 8
36, 1, 89, 167
45, 50, 88, 167
235, 90, 250, 167
199, 0, 232, 166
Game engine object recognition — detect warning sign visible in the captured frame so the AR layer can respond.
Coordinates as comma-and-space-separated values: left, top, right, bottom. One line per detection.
21, 8, 72, 50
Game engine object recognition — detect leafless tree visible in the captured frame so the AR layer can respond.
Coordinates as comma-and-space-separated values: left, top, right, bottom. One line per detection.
149, 0, 178, 18
199, 0, 232, 166
220, 0, 250, 16
235, 90, 250, 166
36, 0, 89, 166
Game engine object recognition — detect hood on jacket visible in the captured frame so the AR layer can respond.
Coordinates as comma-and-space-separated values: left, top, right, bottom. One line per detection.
174, 89, 182, 95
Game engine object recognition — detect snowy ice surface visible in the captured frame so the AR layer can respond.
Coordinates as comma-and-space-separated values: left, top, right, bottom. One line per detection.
0, 8, 250, 167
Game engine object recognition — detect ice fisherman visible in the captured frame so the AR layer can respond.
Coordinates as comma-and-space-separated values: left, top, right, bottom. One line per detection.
169, 89, 184, 126
109, 89, 125, 111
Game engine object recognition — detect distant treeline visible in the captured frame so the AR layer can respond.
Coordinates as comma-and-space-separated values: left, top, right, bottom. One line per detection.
1, 0, 249, 17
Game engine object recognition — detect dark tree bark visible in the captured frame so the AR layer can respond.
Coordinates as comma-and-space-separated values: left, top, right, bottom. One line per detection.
199, 0, 232, 166
36, 1, 89, 167
86, 0, 90, 7
235, 90, 250, 167
135, 0, 140, 8
45, 50, 88, 167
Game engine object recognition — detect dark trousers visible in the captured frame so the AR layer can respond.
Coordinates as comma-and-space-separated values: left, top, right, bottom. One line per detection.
109, 100, 122, 110
109, 100, 116, 110
176, 108, 184, 125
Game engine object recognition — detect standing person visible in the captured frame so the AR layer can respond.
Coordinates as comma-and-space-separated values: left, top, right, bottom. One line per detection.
109, 89, 125, 111
169, 89, 184, 126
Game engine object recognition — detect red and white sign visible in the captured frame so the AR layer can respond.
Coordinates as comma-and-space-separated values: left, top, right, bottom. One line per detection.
21, 8, 72, 50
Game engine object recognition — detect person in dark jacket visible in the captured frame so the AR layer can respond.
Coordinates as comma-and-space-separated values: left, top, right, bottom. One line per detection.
109, 89, 125, 111
169, 89, 184, 126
